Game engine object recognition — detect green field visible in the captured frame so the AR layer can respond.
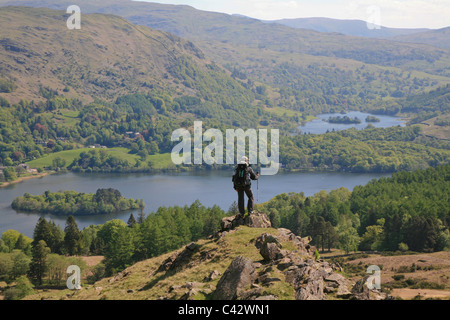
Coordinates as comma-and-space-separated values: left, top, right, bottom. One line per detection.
26, 148, 174, 170
264, 106, 317, 120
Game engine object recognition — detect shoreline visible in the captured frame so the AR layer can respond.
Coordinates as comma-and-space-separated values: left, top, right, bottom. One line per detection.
0, 172, 52, 188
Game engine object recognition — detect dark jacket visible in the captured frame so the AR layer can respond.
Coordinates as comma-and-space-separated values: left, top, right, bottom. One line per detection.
232, 163, 258, 189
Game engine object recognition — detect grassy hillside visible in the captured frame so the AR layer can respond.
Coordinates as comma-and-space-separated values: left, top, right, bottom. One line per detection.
26, 148, 135, 169
21, 224, 450, 301
0, 5, 253, 106
2, 0, 450, 116
26, 148, 174, 170
393, 27, 450, 50
24, 226, 285, 300
266, 17, 429, 39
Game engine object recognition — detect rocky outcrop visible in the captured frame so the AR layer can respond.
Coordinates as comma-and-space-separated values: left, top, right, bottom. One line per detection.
351, 275, 392, 300
154, 211, 390, 301
157, 242, 200, 272
212, 216, 358, 300
213, 256, 257, 300
213, 218, 390, 300
220, 212, 272, 232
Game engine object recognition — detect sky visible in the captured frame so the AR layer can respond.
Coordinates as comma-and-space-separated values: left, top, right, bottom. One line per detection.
137, 0, 450, 29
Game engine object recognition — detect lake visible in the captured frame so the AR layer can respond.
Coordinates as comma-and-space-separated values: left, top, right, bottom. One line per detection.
299, 111, 405, 134
0, 170, 390, 237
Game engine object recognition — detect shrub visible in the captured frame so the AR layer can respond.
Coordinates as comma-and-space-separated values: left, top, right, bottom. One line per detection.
392, 274, 405, 281
398, 242, 409, 252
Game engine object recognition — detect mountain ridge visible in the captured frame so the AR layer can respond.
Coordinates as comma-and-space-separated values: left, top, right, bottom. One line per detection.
265, 17, 431, 39
2, 1, 450, 114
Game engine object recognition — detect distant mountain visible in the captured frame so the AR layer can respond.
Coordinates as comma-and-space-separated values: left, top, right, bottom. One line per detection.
0, 0, 446, 67
0, 5, 255, 110
266, 17, 429, 39
393, 27, 450, 50
1, 0, 450, 115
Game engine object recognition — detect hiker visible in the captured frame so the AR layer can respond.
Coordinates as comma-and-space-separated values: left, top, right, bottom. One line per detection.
232, 156, 260, 217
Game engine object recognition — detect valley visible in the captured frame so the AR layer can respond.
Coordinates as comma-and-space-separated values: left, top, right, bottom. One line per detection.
0, 0, 448, 302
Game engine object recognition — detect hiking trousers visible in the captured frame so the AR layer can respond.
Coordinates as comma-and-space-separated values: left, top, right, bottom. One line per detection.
236, 185, 254, 215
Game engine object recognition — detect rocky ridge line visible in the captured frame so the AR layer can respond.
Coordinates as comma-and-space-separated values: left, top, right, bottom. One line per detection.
157, 211, 391, 300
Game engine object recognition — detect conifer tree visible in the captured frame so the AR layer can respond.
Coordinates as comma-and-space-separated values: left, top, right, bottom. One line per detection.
28, 240, 50, 285
127, 213, 137, 228
64, 215, 82, 256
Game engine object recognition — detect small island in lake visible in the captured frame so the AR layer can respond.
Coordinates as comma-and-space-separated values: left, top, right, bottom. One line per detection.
11, 188, 144, 216
365, 115, 381, 123
325, 115, 362, 124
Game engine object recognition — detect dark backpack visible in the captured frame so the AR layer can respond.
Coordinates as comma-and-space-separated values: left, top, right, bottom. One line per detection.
233, 163, 250, 188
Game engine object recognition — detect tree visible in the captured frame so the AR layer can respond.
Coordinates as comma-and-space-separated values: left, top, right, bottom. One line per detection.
323, 221, 338, 252
64, 215, 82, 256
268, 208, 281, 229
359, 225, 384, 251
28, 240, 50, 285
228, 201, 239, 216
33, 218, 63, 254
127, 213, 137, 228
12, 251, 31, 279
3, 167, 17, 182
1, 230, 21, 253
337, 218, 360, 254
14, 233, 32, 254
404, 216, 441, 252
3, 275, 34, 300
52, 157, 66, 169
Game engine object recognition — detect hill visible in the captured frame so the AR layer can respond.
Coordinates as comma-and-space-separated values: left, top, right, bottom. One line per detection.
23, 212, 390, 300
2, 0, 450, 116
393, 27, 450, 50
266, 17, 429, 39
0, 5, 251, 105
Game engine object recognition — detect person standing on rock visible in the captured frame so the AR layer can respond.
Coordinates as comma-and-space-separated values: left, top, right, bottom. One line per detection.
232, 156, 260, 218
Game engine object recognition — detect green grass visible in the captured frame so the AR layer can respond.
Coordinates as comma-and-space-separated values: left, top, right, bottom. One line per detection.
264, 106, 316, 121
146, 153, 174, 169
26, 148, 138, 169
27, 148, 175, 170
56, 110, 80, 127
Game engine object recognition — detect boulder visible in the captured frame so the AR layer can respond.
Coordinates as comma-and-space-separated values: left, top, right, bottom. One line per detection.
245, 212, 272, 228
157, 242, 199, 272
284, 265, 324, 300
220, 212, 271, 232
254, 233, 280, 248
203, 270, 222, 282
213, 256, 257, 300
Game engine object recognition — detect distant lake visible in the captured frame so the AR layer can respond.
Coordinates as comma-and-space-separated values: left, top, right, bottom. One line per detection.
299, 111, 405, 134
0, 170, 390, 237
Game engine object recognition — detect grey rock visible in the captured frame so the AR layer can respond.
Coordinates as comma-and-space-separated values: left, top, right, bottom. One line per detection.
260, 242, 282, 261
220, 212, 271, 232
213, 256, 257, 300
203, 270, 222, 282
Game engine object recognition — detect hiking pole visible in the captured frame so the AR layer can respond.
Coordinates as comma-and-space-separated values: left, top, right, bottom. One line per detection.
257, 178, 259, 204
256, 166, 259, 204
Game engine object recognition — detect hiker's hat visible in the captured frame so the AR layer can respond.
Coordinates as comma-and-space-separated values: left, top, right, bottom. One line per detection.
239, 156, 249, 165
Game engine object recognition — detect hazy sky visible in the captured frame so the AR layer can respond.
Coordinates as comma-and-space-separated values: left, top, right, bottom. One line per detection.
138, 0, 450, 29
